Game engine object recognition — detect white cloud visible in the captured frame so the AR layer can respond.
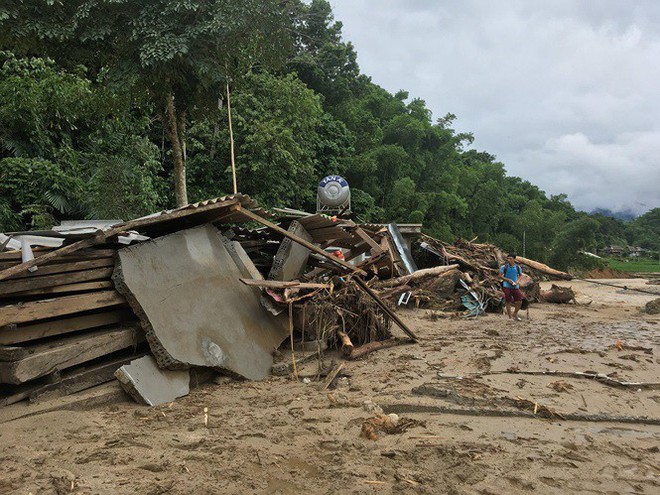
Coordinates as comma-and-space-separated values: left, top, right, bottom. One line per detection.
329, 0, 660, 213
514, 131, 660, 212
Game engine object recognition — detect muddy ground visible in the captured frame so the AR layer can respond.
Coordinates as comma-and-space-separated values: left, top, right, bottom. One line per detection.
1, 279, 659, 494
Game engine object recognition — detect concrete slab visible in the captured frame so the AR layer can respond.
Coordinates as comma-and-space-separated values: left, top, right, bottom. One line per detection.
223, 238, 284, 316
115, 356, 189, 406
114, 224, 288, 379
268, 220, 311, 281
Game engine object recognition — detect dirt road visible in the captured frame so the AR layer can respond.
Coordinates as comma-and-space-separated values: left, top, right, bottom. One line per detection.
1, 279, 658, 494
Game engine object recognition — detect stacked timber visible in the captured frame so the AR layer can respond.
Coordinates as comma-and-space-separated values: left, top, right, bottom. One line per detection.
0, 247, 144, 406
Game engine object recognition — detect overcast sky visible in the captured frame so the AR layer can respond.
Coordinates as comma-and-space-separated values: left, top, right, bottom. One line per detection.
329, 0, 660, 214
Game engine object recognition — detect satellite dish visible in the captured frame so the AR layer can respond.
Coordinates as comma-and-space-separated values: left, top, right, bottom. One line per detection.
317, 175, 351, 213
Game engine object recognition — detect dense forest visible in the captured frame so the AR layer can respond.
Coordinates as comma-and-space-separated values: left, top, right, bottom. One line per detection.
0, 0, 657, 270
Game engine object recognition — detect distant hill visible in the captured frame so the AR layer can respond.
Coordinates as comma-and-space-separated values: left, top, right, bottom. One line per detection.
590, 208, 637, 222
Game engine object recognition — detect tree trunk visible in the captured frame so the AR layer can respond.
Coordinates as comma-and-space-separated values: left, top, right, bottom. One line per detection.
165, 94, 188, 207
516, 256, 572, 280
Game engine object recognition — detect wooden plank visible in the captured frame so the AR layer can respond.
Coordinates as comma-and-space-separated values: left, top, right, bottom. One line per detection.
8, 280, 114, 297
6, 258, 114, 279
0, 249, 115, 264
0, 325, 144, 384
308, 226, 354, 242
353, 227, 384, 255
0, 268, 113, 296
0, 200, 240, 281
237, 207, 366, 275
0, 291, 126, 326
0, 308, 135, 345
28, 351, 150, 404
0, 345, 29, 361
239, 279, 331, 289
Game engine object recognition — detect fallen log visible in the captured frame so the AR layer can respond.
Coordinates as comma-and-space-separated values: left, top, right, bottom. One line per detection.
347, 338, 413, 360
373, 264, 460, 289
517, 256, 572, 280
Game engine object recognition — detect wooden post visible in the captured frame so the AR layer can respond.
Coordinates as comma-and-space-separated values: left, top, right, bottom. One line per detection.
227, 82, 237, 195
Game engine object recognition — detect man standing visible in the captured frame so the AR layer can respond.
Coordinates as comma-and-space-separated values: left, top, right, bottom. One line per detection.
500, 253, 524, 321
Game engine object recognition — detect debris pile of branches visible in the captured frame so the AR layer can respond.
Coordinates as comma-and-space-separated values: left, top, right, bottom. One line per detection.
298, 278, 392, 357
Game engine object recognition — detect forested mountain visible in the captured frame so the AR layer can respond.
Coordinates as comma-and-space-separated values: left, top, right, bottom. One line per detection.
0, 1, 656, 269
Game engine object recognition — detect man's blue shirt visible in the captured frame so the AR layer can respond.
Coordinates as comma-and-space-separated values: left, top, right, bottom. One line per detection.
500, 263, 522, 288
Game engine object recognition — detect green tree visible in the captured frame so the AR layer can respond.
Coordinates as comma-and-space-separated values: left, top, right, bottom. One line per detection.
0, 52, 163, 226
187, 72, 351, 209
626, 208, 660, 251
550, 217, 600, 270
0, 157, 83, 230
1, 0, 298, 206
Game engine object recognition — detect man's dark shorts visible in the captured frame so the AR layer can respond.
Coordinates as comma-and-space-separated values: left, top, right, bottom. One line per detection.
503, 287, 523, 303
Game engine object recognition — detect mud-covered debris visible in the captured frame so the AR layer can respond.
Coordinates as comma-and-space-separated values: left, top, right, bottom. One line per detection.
645, 297, 660, 315
360, 414, 425, 440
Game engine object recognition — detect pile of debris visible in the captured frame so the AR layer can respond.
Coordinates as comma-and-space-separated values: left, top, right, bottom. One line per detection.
399, 235, 572, 312
0, 196, 417, 407
0, 194, 572, 408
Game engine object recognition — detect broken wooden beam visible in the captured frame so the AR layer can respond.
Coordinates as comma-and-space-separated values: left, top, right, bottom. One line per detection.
239, 279, 331, 290
352, 277, 418, 342
0, 308, 135, 345
0, 291, 126, 326
0, 325, 143, 384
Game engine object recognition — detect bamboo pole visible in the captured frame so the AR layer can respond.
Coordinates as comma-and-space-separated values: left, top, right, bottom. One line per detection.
226, 82, 237, 194
288, 302, 298, 380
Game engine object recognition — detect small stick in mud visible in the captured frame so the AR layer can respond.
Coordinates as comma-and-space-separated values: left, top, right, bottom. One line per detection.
322, 363, 345, 391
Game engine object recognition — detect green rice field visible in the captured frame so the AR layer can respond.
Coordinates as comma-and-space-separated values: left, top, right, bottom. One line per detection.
607, 258, 660, 273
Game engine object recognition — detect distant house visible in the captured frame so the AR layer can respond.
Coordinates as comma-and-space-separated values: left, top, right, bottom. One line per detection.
600, 245, 626, 257
627, 246, 647, 258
